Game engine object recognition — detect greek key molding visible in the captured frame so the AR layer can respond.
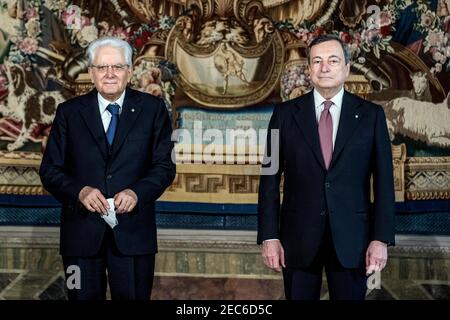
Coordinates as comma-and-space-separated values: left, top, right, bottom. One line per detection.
0, 152, 449, 202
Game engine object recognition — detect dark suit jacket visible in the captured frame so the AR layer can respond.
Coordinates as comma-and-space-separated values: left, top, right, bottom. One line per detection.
257, 90, 395, 269
39, 88, 176, 257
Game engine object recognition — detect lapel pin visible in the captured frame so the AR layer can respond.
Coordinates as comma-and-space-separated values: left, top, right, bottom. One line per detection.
131, 108, 135, 112
355, 114, 359, 119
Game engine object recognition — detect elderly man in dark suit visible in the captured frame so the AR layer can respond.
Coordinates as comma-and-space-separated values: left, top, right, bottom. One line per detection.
40, 37, 175, 300
258, 34, 395, 300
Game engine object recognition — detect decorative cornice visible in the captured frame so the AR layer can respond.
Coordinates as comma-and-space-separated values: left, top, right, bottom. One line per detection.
0, 151, 42, 166
0, 151, 449, 201
406, 156, 450, 171
405, 156, 450, 200
0, 185, 45, 195
406, 190, 450, 200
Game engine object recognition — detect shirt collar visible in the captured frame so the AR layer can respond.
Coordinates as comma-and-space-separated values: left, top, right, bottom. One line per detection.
97, 90, 126, 114
313, 87, 344, 110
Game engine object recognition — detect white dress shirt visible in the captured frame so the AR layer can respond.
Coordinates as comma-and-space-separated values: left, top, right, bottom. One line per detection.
313, 87, 344, 148
97, 91, 125, 132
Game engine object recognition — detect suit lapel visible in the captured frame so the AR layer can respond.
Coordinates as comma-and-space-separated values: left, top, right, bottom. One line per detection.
293, 91, 326, 170
329, 91, 363, 169
79, 90, 108, 159
110, 88, 142, 158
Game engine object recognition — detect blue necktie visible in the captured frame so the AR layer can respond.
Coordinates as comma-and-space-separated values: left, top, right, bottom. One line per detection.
106, 103, 120, 145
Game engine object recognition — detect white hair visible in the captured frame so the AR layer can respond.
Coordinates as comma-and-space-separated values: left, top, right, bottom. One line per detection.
86, 37, 133, 66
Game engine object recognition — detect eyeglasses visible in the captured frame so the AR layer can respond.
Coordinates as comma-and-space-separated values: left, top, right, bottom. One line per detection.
90, 64, 129, 73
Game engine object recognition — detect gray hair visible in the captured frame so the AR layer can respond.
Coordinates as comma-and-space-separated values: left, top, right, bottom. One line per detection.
86, 37, 133, 66
307, 34, 351, 65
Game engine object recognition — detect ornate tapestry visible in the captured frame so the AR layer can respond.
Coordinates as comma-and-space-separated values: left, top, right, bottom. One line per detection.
0, 0, 449, 202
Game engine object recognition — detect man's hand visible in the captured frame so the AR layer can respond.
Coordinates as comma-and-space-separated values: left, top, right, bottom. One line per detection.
79, 186, 109, 215
365, 240, 388, 275
114, 189, 138, 214
261, 239, 286, 273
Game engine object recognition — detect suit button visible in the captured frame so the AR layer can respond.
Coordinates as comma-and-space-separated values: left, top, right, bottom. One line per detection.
320, 210, 327, 216
107, 175, 112, 179
325, 182, 330, 188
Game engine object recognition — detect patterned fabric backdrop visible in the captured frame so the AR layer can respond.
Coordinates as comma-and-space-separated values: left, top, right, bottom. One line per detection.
0, 0, 449, 201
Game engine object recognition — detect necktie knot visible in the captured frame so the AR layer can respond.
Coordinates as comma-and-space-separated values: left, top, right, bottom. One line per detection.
107, 103, 120, 116
323, 100, 333, 111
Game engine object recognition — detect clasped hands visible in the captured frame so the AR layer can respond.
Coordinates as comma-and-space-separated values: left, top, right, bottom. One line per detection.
79, 186, 137, 215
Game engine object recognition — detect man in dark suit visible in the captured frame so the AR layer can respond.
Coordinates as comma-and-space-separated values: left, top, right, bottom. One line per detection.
257, 34, 395, 300
39, 37, 176, 300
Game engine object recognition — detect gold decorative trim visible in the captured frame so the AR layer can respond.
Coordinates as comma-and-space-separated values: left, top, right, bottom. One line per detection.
165, 3, 285, 108
405, 156, 450, 200
169, 35, 285, 108
0, 185, 44, 195
160, 165, 261, 203
160, 145, 407, 202
405, 156, 450, 170
0, 151, 42, 166
66, 79, 94, 96
406, 190, 450, 201
344, 75, 374, 99
0, 153, 448, 202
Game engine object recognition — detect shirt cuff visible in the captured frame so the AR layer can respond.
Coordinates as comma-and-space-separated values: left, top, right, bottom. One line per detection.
263, 239, 279, 243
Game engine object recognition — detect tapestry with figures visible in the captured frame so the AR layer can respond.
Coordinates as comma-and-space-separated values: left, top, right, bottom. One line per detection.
0, 0, 449, 205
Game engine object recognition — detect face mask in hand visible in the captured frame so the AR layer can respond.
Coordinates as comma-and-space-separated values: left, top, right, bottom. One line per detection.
102, 198, 118, 229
